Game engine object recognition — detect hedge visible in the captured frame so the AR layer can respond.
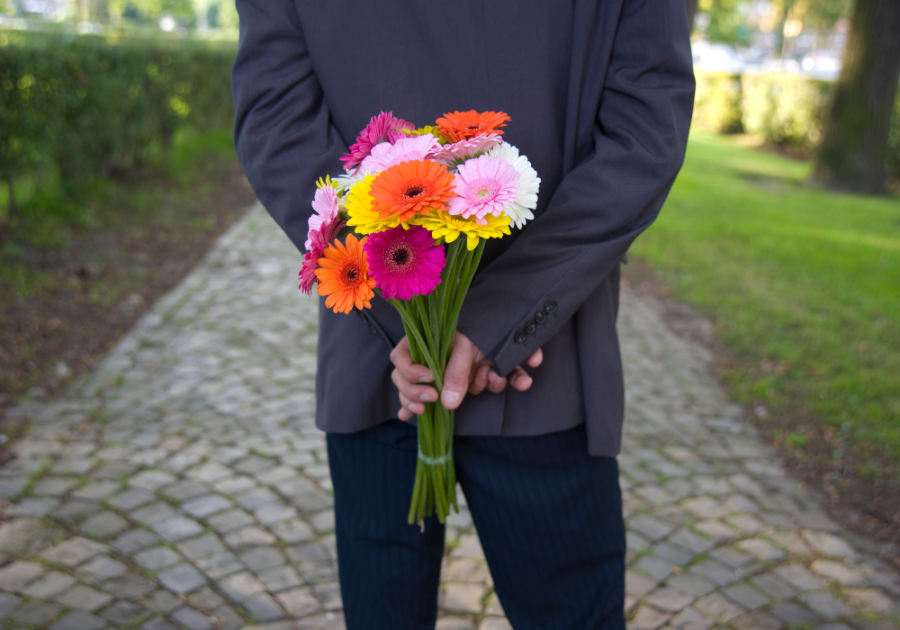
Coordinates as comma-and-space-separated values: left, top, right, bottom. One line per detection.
0, 31, 237, 194
694, 70, 900, 177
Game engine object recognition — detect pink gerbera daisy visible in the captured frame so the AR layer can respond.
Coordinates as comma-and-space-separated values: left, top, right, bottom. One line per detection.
299, 217, 346, 295
359, 134, 442, 173
446, 155, 520, 225
341, 111, 415, 173
363, 225, 446, 300
305, 186, 340, 250
431, 133, 502, 167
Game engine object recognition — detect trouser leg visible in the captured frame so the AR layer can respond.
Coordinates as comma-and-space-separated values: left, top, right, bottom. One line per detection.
456, 424, 626, 630
327, 420, 445, 630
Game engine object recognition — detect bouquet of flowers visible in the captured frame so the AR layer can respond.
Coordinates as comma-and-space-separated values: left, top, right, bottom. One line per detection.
299, 110, 540, 524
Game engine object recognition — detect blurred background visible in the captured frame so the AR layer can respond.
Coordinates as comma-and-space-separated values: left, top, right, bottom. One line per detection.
0, 0, 898, 559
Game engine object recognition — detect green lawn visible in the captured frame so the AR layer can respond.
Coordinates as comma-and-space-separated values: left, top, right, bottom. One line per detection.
633, 130, 900, 477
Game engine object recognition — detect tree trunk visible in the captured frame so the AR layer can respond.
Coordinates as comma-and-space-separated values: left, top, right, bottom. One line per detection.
812, 0, 900, 194
685, 0, 699, 32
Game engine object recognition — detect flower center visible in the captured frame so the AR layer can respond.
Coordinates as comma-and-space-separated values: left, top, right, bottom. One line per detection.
384, 241, 416, 274
466, 124, 481, 131
341, 262, 362, 286
405, 187, 424, 198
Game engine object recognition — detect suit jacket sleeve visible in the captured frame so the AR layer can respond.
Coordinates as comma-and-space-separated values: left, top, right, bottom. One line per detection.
232, 0, 346, 252
456, 0, 695, 376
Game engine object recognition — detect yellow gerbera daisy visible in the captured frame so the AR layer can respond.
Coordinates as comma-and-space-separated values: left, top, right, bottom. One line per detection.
411, 210, 511, 250
346, 175, 403, 235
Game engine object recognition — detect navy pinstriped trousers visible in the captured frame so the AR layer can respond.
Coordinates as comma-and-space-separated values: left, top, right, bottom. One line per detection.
326, 420, 626, 630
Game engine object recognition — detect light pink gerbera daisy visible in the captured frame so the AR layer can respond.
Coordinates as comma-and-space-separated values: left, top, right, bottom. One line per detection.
431, 133, 502, 167
445, 155, 520, 225
299, 217, 346, 295
362, 225, 446, 300
359, 134, 442, 173
341, 111, 415, 173
305, 185, 340, 250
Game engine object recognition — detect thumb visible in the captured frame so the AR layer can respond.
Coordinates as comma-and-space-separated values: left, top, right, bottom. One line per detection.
441, 334, 479, 410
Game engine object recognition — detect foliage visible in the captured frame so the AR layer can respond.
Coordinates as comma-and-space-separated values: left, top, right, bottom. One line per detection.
634, 130, 900, 474
692, 71, 743, 134
694, 70, 900, 176
741, 72, 832, 153
107, 0, 196, 21
0, 31, 236, 206
698, 0, 752, 46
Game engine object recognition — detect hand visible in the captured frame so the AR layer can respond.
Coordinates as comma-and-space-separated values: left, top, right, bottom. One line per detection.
390, 331, 543, 421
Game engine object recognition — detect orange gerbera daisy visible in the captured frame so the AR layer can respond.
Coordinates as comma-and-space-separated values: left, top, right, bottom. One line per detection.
315, 234, 376, 314
369, 160, 456, 224
436, 110, 510, 142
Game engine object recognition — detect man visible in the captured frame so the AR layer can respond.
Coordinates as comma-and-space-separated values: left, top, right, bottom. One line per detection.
232, 1, 694, 628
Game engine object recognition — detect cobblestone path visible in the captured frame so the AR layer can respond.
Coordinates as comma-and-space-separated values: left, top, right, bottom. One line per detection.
0, 205, 898, 630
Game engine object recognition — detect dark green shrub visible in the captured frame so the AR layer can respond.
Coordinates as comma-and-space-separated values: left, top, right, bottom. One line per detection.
693, 71, 743, 134
0, 31, 236, 200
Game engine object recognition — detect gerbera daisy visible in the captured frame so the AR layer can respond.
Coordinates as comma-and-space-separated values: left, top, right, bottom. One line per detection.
412, 210, 511, 251
315, 234, 376, 313
360, 134, 442, 173
446, 154, 519, 225
436, 110, 510, 143
369, 160, 456, 224
305, 185, 340, 250
431, 133, 502, 167
341, 111, 415, 172
299, 216, 346, 295
485, 142, 541, 229
346, 175, 403, 234
363, 225, 445, 300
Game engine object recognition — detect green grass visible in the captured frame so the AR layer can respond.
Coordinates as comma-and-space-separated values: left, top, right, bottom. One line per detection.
632, 130, 900, 475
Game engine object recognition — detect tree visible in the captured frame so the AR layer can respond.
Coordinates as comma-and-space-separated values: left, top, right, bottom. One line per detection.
812, 0, 900, 194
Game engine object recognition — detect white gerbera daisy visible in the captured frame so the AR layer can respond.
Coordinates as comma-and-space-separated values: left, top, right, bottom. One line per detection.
484, 142, 540, 229
334, 169, 370, 203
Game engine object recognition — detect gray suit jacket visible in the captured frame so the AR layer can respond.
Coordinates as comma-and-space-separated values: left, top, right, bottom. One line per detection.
232, 0, 695, 456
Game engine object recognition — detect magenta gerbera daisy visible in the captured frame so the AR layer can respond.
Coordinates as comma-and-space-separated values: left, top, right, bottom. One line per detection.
359, 134, 442, 173
305, 185, 340, 250
431, 133, 502, 167
299, 216, 346, 295
341, 111, 415, 173
445, 154, 520, 225
363, 225, 446, 300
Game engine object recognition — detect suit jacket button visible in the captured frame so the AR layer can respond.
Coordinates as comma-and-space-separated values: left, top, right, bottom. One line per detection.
514, 331, 528, 344
535, 310, 547, 324
525, 322, 537, 334
544, 300, 558, 314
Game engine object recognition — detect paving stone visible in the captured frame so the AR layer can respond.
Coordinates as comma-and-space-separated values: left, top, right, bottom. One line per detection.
100, 574, 157, 598
219, 571, 266, 602
728, 610, 782, 630
161, 480, 209, 501
276, 586, 320, 617
843, 588, 899, 615
630, 515, 676, 542
0, 561, 44, 591
242, 592, 285, 621
49, 610, 107, 630
669, 607, 712, 630
722, 583, 769, 610
22, 571, 77, 599
688, 559, 738, 586
130, 470, 177, 491
645, 587, 695, 613
479, 618, 512, 630
259, 565, 303, 592
40, 537, 106, 566
240, 546, 285, 572
154, 516, 204, 541
32, 477, 77, 496
197, 550, 245, 579
224, 525, 276, 549
81, 511, 130, 538
9, 600, 65, 625
630, 604, 670, 630
798, 591, 853, 620
178, 533, 225, 560
666, 573, 716, 597
73, 480, 121, 501
157, 563, 207, 594
172, 606, 215, 630
0, 591, 20, 618
56, 584, 114, 611
107, 488, 155, 510
693, 592, 744, 623
774, 563, 827, 591
111, 528, 160, 554
144, 589, 183, 614
770, 602, 820, 624
182, 494, 232, 518
207, 509, 254, 533
141, 618, 179, 630
313, 582, 343, 611
100, 600, 150, 626
441, 583, 484, 614
135, 545, 182, 570
235, 487, 280, 510
737, 537, 785, 562
77, 555, 129, 582
133, 502, 178, 525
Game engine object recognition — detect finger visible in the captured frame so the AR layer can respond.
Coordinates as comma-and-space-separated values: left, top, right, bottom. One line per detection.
441, 333, 479, 410
486, 370, 508, 394
526, 348, 543, 368
398, 392, 425, 418
391, 369, 438, 405
468, 363, 490, 395
508, 366, 534, 391
390, 337, 433, 384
